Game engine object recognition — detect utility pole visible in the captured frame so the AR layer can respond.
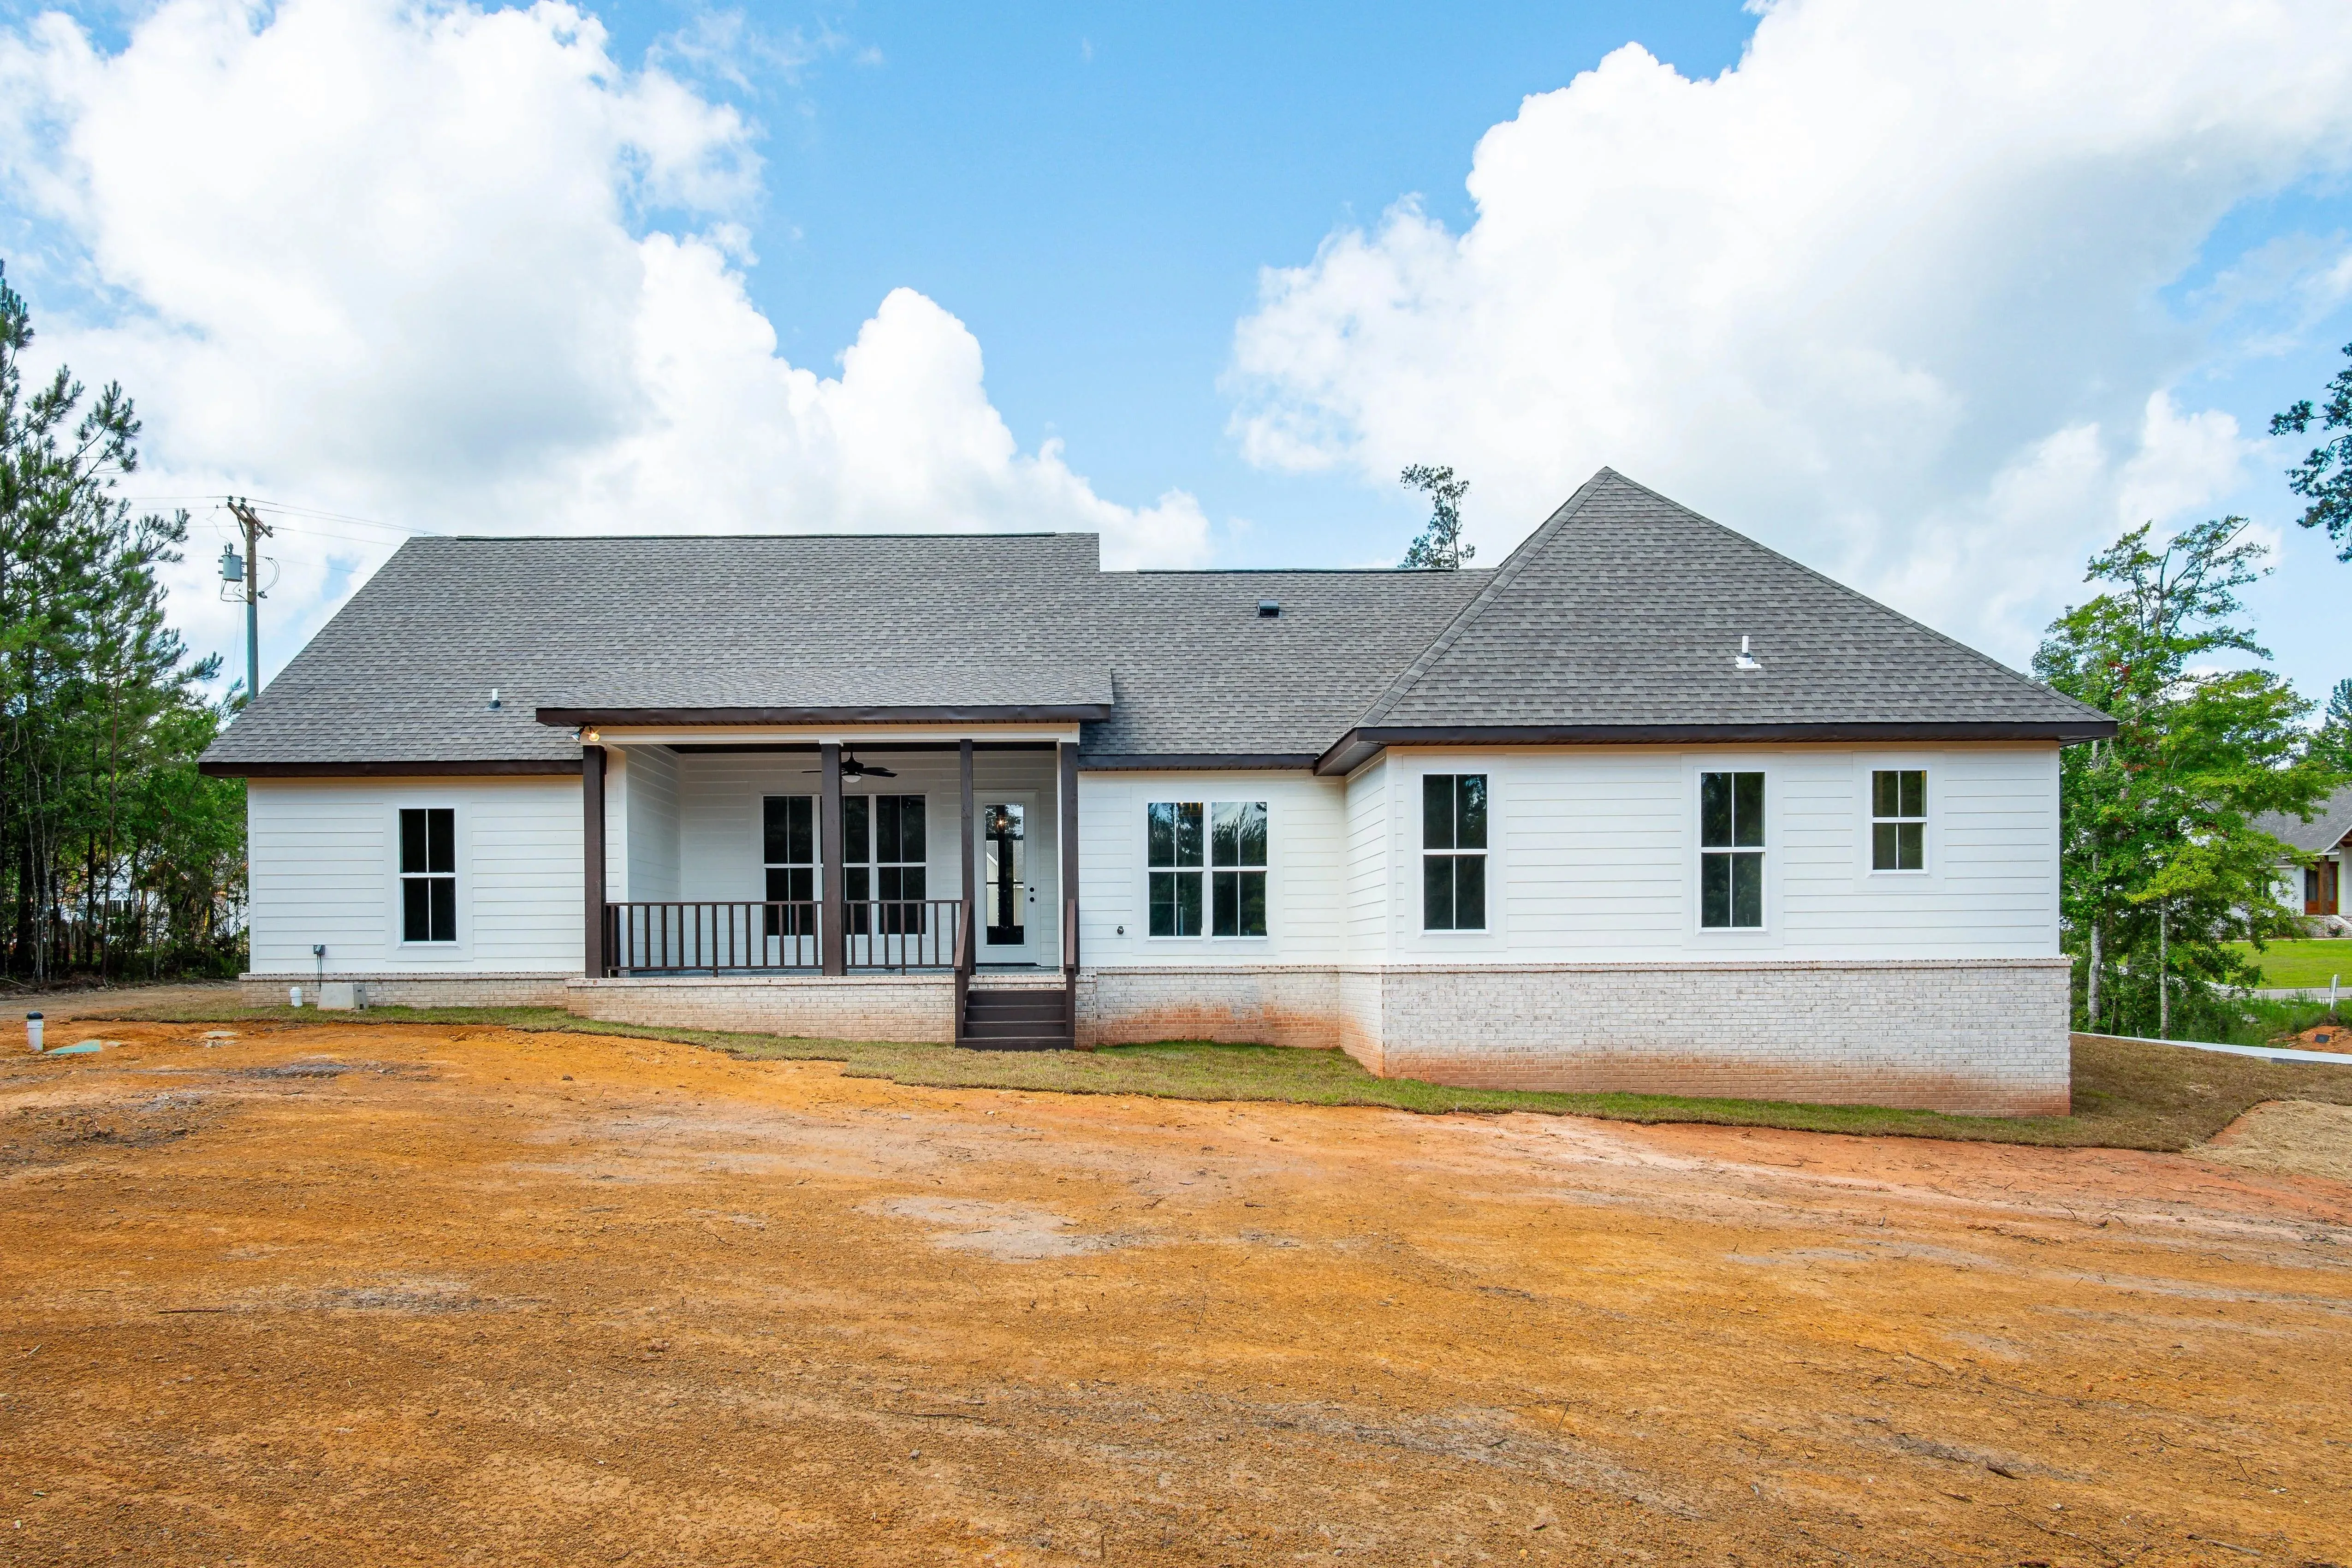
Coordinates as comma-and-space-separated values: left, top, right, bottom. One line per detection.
224, 498, 272, 701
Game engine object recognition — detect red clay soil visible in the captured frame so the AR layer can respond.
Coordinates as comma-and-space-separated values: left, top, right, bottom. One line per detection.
2, 1020, 2348, 1567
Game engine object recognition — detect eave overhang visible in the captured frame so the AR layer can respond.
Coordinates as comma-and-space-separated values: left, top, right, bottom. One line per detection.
536, 703, 1112, 728
1313, 719, 2120, 777
199, 758, 585, 779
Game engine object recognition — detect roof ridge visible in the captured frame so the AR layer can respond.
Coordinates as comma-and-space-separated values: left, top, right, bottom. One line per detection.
1591, 469, 2109, 722
1352, 468, 1621, 729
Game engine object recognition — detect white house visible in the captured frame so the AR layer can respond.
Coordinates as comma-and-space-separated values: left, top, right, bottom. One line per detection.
2259, 785, 2352, 936
202, 470, 2113, 1114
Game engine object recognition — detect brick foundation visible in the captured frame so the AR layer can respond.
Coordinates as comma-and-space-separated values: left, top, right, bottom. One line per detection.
1076, 958, 2071, 1116
239, 972, 573, 1009
564, 974, 956, 1043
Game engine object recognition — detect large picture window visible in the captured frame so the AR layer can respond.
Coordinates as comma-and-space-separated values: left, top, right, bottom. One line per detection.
1149, 800, 1270, 937
398, 807, 456, 944
1699, 771, 1764, 929
846, 794, 927, 933
761, 796, 815, 936
1422, 774, 1487, 931
1871, 769, 1926, 872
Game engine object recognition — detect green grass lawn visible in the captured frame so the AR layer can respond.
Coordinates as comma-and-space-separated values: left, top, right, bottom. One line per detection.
81, 999, 2352, 1153
2225, 938, 2352, 988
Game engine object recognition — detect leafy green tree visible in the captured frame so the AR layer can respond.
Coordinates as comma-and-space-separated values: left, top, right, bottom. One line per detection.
2034, 516, 2338, 1038
2310, 678, 2352, 776
1399, 464, 1474, 569
2273, 341, 2352, 556
1, 261, 244, 982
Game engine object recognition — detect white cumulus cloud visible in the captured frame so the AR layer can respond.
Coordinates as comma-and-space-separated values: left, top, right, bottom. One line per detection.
1227, 0, 2352, 660
0, 0, 1208, 684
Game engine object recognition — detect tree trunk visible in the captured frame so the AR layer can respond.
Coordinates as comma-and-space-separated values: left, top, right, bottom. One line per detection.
2087, 918, 2103, 1030
2158, 904, 2170, 1041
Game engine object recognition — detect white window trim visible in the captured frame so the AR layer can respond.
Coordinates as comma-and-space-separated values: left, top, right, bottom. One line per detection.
1417, 770, 1491, 935
392, 801, 466, 951
1866, 763, 1932, 878
1693, 766, 1770, 935
1143, 797, 1272, 941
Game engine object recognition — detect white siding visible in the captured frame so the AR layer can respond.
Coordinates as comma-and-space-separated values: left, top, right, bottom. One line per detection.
1077, 771, 1350, 966
248, 777, 581, 975
618, 745, 680, 900
1375, 744, 2061, 964
1344, 758, 1390, 960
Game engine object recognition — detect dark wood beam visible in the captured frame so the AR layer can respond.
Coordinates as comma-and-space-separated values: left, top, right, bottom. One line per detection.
820, 742, 846, 976
1058, 741, 1079, 971
582, 746, 606, 978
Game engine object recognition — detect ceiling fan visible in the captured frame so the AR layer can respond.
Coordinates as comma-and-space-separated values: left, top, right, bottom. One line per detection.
792, 749, 897, 780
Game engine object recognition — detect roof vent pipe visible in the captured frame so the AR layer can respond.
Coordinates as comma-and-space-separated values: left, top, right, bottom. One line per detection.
488, 688, 502, 711
1734, 636, 1763, 672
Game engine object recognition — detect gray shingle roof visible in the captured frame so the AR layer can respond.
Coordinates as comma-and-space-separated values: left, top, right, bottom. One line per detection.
202, 469, 2112, 775
2255, 786, 2352, 855
1322, 469, 2109, 766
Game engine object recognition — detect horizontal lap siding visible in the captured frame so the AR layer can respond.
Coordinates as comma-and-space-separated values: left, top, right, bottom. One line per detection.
620, 746, 681, 901
249, 778, 579, 974
1345, 761, 1389, 961
1372, 744, 2058, 964
1078, 772, 1348, 967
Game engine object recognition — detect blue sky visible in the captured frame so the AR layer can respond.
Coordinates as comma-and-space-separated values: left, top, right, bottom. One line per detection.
2, 0, 2349, 702
616, 0, 1758, 558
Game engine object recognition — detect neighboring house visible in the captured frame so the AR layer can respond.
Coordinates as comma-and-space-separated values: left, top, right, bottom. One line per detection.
201, 469, 2113, 1114
2258, 786, 2352, 936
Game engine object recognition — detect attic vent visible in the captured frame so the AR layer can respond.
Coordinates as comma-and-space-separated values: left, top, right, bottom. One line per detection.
1258, 599, 1281, 618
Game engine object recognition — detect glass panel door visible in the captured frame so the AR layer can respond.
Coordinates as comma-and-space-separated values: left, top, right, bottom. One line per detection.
980, 801, 1028, 955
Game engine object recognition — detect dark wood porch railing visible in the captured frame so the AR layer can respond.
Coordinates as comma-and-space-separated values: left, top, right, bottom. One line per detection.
604, 901, 819, 975
844, 899, 962, 972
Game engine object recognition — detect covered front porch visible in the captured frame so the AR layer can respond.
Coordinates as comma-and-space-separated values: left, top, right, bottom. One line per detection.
576, 729, 1082, 1047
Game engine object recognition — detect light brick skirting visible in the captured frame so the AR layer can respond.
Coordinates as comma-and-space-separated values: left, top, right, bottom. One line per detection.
1355, 959, 2072, 1116
1075, 966, 1344, 1050
239, 972, 573, 1009
1078, 958, 2071, 1116
564, 974, 956, 1043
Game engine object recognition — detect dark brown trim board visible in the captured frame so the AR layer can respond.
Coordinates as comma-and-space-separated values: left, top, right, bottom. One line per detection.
1313, 719, 2120, 776
1078, 753, 1319, 772
200, 758, 585, 778
536, 704, 1111, 727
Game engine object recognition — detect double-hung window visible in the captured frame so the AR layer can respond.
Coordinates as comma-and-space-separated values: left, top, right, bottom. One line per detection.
398, 807, 456, 944
761, 796, 815, 936
1149, 800, 1270, 937
1211, 802, 1268, 937
1422, 774, 1487, 931
846, 795, 927, 933
1871, 770, 1926, 872
1699, 771, 1764, 929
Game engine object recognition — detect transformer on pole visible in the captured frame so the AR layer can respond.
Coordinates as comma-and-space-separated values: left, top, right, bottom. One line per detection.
223, 499, 273, 702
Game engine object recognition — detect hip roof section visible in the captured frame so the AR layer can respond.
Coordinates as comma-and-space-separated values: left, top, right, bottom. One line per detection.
200, 471, 2111, 774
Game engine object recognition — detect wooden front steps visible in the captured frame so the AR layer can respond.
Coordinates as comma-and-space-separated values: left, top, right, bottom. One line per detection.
959, 983, 1072, 1051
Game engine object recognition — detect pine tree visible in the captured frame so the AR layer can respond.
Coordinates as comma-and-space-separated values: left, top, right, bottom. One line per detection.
1399, 464, 1473, 570
0, 261, 242, 980
2273, 342, 2352, 557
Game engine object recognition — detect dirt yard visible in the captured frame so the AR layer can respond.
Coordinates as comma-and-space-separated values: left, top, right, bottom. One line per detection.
2, 1020, 2348, 1566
